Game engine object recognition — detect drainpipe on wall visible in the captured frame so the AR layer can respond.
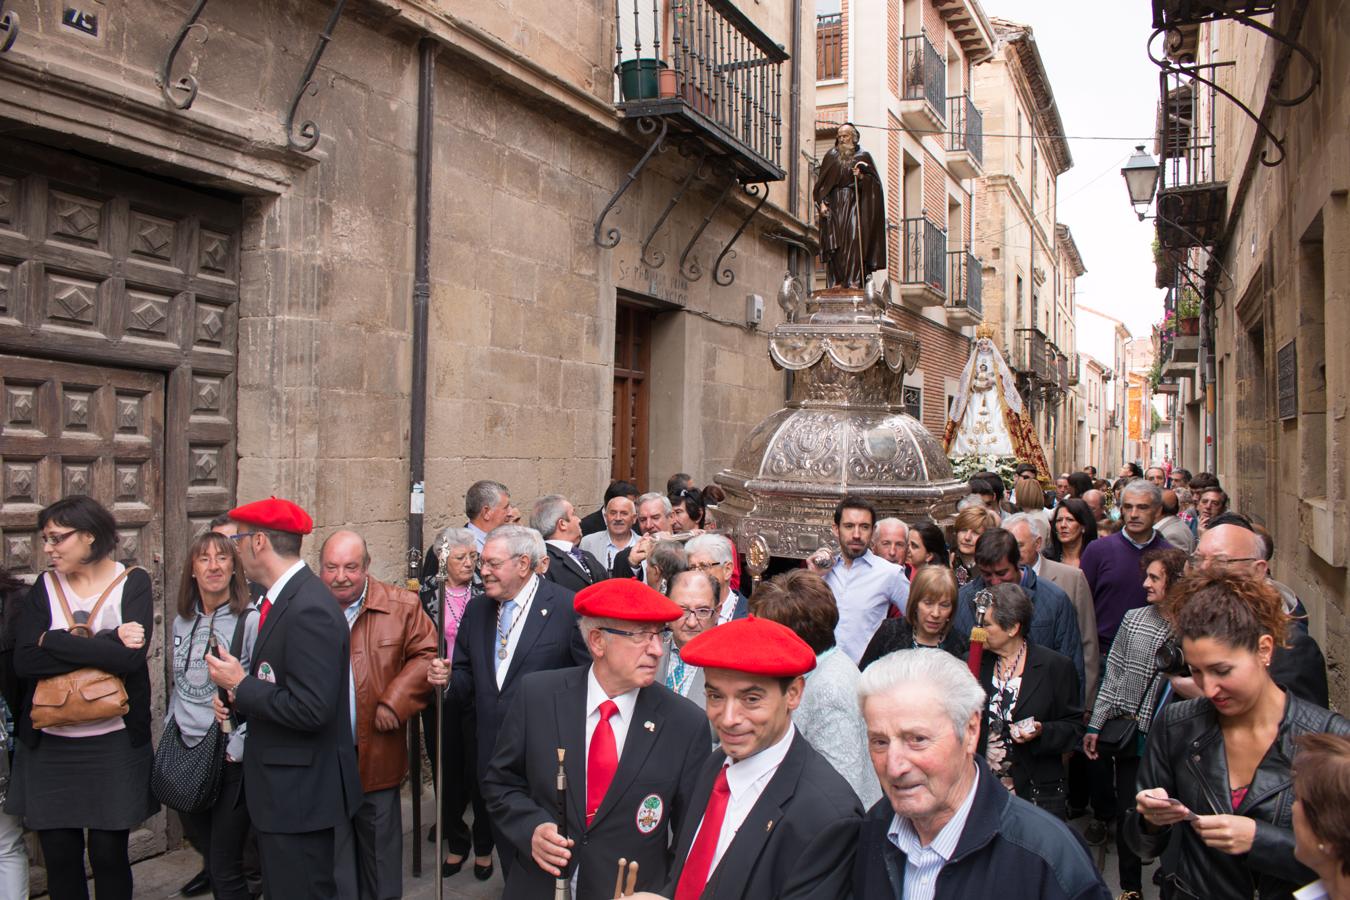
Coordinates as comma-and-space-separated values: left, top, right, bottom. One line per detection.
786, 0, 803, 403
405, 36, 437, 879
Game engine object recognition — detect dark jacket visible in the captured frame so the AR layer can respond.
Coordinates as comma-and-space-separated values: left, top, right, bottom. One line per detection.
578, 508, 606, 538
852, 757, 1110, 900
976, 642, 1083, 802
542, 543, 609, 594
232, 564, 363, 833
1125, 692, 1350, 900
859, 618, 967, 669
1270, 628, 1328, 708
483, 665, 710, 899
953, 568, 1085, 700
665, 732, 861, 900
11, 568, 154, 748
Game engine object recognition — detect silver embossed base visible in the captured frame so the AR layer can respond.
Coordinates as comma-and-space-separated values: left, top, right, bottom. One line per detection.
714, 285, 967, 560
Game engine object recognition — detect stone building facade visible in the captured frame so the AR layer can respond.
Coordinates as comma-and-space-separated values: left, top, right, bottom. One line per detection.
1148, 2, 1348, 706
812, 0, 993, 431
0, 0, 814, 863
971, 18, 1083, 474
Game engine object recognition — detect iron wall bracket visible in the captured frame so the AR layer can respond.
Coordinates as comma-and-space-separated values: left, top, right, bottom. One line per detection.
640, 145, 709, 269
594, 117, 669, 249
0, 0, 19, 53
679, 172, 736, 282
157, 0, 212, 110
713, 182, 770, 286
284, 0, 349, 152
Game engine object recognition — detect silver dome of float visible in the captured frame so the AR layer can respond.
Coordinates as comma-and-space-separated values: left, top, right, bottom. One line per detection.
714, 281, 968, 561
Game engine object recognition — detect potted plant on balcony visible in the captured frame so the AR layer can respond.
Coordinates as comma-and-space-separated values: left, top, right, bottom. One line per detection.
1176, 287, 1201, 335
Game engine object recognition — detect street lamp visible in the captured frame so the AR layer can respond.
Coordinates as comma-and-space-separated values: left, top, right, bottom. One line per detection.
1121, 145, 1161, 220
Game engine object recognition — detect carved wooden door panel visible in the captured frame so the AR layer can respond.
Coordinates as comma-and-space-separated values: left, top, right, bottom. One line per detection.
0, 355, 164, 575
612, 301, 652, 491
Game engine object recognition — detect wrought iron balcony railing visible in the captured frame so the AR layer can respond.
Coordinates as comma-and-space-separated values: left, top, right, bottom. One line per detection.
816, 13, 842, 81
1013, 327, 1053, 383
1154, 61, 1227, 250
900, 216, 946, 293
612, 0, 788, 180
946, 250, 981, 316
901, 32, 945, 118
946, 94, 983, 166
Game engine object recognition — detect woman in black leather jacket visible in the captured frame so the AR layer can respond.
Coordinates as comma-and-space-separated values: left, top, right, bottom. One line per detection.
1127, 570, 1350, 900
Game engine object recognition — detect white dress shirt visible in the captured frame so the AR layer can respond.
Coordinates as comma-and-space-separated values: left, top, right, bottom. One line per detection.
583, 667, 639, 767
494, 574, 540, 689
580, 530, 638, 571
888, 762, 979, 900
266, 559, 307, 607
824, 550, 910, 663
704, 725, 796, 872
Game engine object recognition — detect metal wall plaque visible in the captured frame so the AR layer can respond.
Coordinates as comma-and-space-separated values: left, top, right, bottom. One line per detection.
1277, 339, 1297, 420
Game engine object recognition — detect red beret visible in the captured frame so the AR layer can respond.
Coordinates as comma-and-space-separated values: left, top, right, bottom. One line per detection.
574, 579, 683, 623
228, 497, 313, 535
679, 616, 817, 677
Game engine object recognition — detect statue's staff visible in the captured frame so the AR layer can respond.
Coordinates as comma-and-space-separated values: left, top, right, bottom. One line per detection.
852, 162, 867, 288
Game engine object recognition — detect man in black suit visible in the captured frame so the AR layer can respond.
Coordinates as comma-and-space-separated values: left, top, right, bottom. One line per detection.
206, 497, 362, 900
483, 579, 710, 898
427, 524, 590, 873
579, 480, 638, 538
611, 493, 675, 581
661, 617, 862, 900
534, 494, 610, 593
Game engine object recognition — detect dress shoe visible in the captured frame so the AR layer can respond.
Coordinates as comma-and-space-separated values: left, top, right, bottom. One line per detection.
442, 855, 464, 878
474, 859, 494, 881
180, 869, 212, 897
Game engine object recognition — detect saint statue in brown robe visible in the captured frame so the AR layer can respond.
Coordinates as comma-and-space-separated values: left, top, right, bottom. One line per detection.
814, 123, 887, 289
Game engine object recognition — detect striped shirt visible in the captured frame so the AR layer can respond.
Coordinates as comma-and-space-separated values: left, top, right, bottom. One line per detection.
1088, 603, 1173, 734
887, 764, 980, 900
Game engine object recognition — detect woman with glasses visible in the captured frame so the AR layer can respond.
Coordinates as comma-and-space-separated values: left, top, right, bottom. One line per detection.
1045, 497, 1099, 568
1128, 570, 1350, 900
6, 497, 158, 900
166, 531, 258, 900
418, 527, 495, 880
975, 583, 1083, 820
751, 569, 881, 808
859, 565, 966, 667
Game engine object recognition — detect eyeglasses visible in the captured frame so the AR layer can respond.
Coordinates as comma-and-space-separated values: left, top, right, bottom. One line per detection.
41, 530, 78, 546
227, 532, 260, 543
600, 625, 670, 644
1186, 554, 1261, 571
677, 607, 717, 621
688, 561, 727, 572
480, 555, 524, 572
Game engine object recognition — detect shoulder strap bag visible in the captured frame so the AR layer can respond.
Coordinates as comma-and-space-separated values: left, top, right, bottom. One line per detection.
1095, 669, 1165, 758
29, 569, 136, 731
152, 607, 255, 813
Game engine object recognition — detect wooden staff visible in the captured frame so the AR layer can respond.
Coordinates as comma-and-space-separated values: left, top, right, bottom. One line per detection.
852, 164, 867, 288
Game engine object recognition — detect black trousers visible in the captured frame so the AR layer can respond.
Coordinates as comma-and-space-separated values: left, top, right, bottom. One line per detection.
181, 762, 253, 900
38, 827, 130, 900
421, 696, 494, 859
257, 827, 337, 900
1113, 752, 1144, 892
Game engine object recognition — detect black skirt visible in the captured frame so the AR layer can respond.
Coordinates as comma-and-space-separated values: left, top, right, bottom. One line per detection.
5, 729, 159, 830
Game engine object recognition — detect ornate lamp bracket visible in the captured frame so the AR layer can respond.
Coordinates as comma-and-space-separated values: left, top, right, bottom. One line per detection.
679, 173, 736, 283
284, 0, 349, 152
712, 182, 770, 287
594, 117, 669, 249
0, 0, 19, 54
639, 145, 708, 269
157, 0, 211, 110
1185, 0, 1321, 107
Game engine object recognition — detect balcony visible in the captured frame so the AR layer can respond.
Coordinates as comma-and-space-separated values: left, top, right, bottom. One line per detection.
612, 0, 788, 181
945, 250, 982, 326
945, 94, 983, 179
1013, 327, 1054, 384
897, 215, 946, 307
816, 13, 843, 81
899, 32, 945, 136
1067, 354, 1080, 386
1155, 64, 1226, 251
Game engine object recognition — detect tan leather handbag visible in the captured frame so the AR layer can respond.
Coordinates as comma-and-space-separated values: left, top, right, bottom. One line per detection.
30, 569, 135, 731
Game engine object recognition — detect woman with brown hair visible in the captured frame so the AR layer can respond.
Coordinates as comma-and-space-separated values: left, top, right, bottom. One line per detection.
950, 505, 998, 586
1128, 571, 1350, 900
165, 531, 258, 900
1012, 477, 1052, 527
858, 565, 966, 667
1292, 733, 1350, 899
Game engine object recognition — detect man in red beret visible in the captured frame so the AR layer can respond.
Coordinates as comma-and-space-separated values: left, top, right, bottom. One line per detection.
206, 497, 362, 900
662, 616, 863, 900
482, 579, 712, 898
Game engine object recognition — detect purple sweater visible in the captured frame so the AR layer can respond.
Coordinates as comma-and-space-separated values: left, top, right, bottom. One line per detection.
1080, 531, 1171, 649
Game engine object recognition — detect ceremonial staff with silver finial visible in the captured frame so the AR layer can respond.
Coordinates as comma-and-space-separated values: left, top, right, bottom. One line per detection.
555, 749, 572, 900
432, 533, 451, 900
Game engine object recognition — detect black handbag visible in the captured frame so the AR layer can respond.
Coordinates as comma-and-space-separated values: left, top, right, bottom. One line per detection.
151, 608, 253, 813
1096, 670, 1164, 757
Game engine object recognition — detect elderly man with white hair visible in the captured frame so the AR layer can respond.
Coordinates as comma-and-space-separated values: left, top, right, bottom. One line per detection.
871, 518, 909, 568
852, 650, 1110, 899
685, 534, 748, 622
1004, 512, 1100, 705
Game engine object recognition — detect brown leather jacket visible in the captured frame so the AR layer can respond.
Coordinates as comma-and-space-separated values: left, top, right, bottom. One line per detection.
351, 577, 437, 791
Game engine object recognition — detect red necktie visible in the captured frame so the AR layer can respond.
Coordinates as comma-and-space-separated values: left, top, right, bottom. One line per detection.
586, 700, 619, 825
674, 767, 732, 900
257, 597, 272, 630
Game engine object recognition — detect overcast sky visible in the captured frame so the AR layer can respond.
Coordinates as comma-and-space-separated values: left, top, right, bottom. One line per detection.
984, 0, 1167, 361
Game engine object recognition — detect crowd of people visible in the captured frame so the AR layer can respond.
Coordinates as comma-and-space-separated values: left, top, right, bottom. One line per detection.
0, 462, 1345, 900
